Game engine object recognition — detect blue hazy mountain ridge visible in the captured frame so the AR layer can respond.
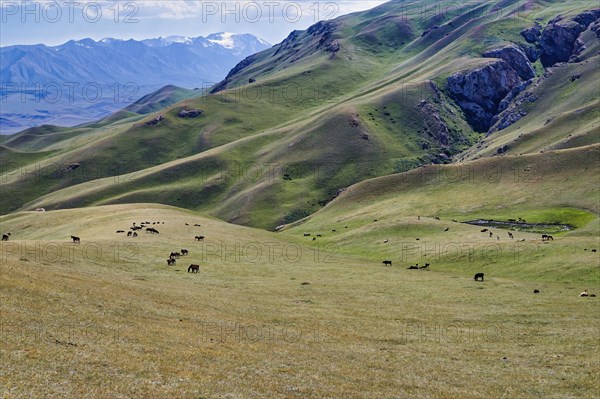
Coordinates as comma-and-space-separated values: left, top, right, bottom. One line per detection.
0, 33, 271, 134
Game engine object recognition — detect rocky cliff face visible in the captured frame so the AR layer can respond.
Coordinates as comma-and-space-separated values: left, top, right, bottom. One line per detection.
482, 45, 535, 80
447, 60, 523, 132
530, 9, 600, 67
448, 9, 598, 134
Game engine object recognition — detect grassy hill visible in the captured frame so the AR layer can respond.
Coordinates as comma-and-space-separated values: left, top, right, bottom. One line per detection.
6, 1, 599, 227
1, 1, 599, 397
1, 203, 598, 398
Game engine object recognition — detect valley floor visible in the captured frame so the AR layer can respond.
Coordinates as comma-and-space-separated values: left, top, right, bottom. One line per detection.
1, 205, 598, 398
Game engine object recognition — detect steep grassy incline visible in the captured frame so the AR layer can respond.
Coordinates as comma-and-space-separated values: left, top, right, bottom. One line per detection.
1, 0, 598, 230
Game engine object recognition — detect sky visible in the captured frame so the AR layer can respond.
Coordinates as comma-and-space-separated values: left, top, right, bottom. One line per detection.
0, 0, 389, 47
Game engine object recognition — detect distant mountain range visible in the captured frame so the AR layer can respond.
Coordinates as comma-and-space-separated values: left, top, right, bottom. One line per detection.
0, 33, 271, 134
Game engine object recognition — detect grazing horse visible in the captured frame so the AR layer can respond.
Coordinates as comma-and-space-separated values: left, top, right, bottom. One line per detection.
382, 260, 392, 266
194, 236, 205, 241
181, 249, 189, 255
474, 272, 484, 281
167, 258, 176, 266
71, 235, 80, 243
1, 233, 10, 241
194, 224, 201, 227
188, 264, 200, 273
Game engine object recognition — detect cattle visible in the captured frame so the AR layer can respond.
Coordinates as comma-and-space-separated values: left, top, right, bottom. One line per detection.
383, 239, 388, 243
374, 219, 378, 222
132, 232, 138, 238
146, 227, 159, 234
312, 237, 317, 241
332, 229, 336, 232
304, 233, 311, 237
593, 249, 597, 252
188, 264, 200, 273
444, 227, 449, 231
407, 264, 419, 270
35, 208, 45, 212
116, 230, 125, 233
185, 223, 189, 226
167, 258, 176, 266
316, 234, 322, 237
170, 252, 182, 258
489, 231, 493, 238
542, 234, 554, 241
417, 216, 421, 220
474, 272, 484, 281
127, 231, 132, 237
481, 229, 488, 233
1, 233, 10, 241
71, 235, 80, 244
382, 260, 392, 266
195, 236, 205, 241
580, 290, 588, 297
508, 232, 513, 239
419, 263, 430, 269
533, 289, 540, 293
434, 217, 440, 220
452, 219, 458, 223
181, 249, 189, 256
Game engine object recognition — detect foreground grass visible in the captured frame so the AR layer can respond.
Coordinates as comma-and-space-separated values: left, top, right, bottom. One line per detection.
1, 205, 598, 398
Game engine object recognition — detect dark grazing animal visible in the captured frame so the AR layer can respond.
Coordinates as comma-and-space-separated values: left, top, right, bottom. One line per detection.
444, 227, 449, 231
170, 252, 182, 258
542, 234, 554, 241
1, 233, 10, 241
188, 264, 200, 273
194, 236, 205, 241
71, 235, 80, 243
127, 231, 132, 237
146, 227, 159, 234
474, 272, 485, 281
407, 264, 419, 270
132, 232, 138, 237
181, 249, 189, 255
508, 232, 513, 239
194, 224, 201, 227
304, 233, 311, 237
419, 263, 430, 269
116, 230, 125, 233
167, 258, 176, 266
481, 229, 488, 233
312, 237, 317, 241
382, 260, 392, 266
533, 289, 540, 293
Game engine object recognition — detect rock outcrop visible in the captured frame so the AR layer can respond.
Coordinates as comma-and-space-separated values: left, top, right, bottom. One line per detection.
483, 45, 535, 80
447, 60, 523, 132
146, 115, 164, 126
178, 108, 203, 118
538, 10, 600, 67
520, 22, 542, 43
